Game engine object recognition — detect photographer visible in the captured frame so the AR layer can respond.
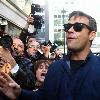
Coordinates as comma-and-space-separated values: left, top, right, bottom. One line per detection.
19, 14, 36, 46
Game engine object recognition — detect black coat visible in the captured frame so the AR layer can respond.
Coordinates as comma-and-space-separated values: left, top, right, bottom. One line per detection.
14, 56, 35, 90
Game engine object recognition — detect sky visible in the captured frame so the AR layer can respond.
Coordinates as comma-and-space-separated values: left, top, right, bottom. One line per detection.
33, 0, 100, 31
33, 0, 100, 18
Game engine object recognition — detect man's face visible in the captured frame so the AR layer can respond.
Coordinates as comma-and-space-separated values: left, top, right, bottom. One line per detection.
27, 41, 40, 56
12, 38, 24, 56
66, 16, 93, 52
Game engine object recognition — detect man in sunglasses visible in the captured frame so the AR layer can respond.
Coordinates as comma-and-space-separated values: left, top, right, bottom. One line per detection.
0, 11, 100, 100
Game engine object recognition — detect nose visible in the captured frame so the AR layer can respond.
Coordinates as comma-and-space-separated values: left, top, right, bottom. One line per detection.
34, 46, 37, 49
33, 47, 38, 51
68, 26, 74, 32
42, 67, 47, 72
14, 46, 18, 51
13, 45, 18, 49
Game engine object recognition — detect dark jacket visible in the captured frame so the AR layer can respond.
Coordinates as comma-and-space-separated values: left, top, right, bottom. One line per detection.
14, 56, 35, 90
17, 53, 100, 100
26, 51, 43, 62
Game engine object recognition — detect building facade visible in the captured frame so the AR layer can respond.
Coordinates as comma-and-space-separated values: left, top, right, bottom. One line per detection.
0, 0, 32, 37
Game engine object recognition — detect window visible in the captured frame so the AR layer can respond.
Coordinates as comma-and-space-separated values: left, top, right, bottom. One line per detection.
58, 15, 61, 18
54, 15, 57, 18
54, 29, 58, 32
58, 29, 61, 32
54, 32, 61, 40
54, 19, 61, 26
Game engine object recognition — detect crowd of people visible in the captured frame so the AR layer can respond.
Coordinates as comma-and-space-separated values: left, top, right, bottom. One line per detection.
0, 10, 100, 100
0, 12, 63, 100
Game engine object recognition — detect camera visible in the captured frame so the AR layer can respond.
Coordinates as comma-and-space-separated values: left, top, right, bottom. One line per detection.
31, 4, 41, 14
31, 3, 44, 29
32, 15, 43, 29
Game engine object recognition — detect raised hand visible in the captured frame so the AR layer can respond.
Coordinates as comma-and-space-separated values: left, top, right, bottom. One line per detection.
0, 72, 21, 100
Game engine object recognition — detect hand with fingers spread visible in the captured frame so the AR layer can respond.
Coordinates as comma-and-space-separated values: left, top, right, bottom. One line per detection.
0, 72, 21, 100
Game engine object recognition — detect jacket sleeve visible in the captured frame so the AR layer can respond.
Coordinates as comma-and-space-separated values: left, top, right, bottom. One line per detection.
11, 68, 35, 90
17, 88, 47, 100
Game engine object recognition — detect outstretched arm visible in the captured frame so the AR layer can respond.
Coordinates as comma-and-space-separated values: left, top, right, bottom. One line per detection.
19, 14, 34, 45
0, 72, 21, 100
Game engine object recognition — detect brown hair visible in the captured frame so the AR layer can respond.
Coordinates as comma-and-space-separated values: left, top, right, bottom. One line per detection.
68, 11, 97, 32
34, 60, 52, 74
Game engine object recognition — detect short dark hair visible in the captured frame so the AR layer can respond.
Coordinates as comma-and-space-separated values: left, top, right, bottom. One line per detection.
0, 32, 13, 50
68, 11, 97, 32
26, 35, 36, 44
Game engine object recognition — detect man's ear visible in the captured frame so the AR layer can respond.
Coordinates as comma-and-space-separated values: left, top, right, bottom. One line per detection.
89, 31, 96, 41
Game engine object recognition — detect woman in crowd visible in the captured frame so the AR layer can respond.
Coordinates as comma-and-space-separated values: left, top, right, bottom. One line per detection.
33, 60, 52, 91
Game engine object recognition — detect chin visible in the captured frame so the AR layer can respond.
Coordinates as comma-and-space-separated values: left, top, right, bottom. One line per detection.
40, 79, 45, 82
68, 46, 74, 51
67, 47, 78, 52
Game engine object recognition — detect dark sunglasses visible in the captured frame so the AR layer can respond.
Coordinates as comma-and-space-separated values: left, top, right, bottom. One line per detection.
63, 22, 93, 32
